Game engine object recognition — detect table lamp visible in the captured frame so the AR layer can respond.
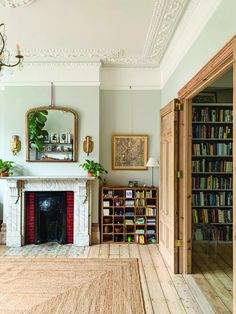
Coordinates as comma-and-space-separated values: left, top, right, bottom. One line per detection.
146, 157, 159, 187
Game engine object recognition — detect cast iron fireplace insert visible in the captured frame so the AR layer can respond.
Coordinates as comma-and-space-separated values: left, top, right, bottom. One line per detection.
34, 191, 67, 244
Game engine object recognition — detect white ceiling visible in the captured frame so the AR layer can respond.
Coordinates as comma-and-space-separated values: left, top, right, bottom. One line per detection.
0, 0, 192, 66
0, 0, 223, 89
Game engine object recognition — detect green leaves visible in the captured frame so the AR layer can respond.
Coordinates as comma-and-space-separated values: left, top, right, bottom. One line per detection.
29, 110, 48, 151
79, 160, 108, 179
0, 159, 14, 175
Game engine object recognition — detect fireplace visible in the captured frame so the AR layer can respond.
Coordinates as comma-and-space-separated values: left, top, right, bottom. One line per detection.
5, 176, 94, 247
26, 191, 74, 245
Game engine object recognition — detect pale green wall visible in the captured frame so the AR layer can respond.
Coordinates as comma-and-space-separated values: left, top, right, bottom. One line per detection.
100, 90, 161, 187
0, 86, 100, 222
161, 0, 236, 106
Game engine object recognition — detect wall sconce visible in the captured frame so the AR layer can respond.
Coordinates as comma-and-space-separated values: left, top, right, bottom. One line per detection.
10, 135, 21, 155
83, 136, 94, 156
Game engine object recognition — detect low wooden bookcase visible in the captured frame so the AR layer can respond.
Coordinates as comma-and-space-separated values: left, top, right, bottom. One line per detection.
101, 186, 159, 244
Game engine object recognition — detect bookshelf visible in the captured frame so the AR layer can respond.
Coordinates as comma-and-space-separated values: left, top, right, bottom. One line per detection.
101, 186, 159, 244
192, 103, 233, 242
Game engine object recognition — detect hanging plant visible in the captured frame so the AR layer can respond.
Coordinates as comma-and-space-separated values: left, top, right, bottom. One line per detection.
29, 110, 48, 151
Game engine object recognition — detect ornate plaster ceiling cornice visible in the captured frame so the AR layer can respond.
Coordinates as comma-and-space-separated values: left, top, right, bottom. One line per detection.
8, 48, 159, 68
18, 48, 124, 61
142, 0, 189, 63
0, 0, 35, 8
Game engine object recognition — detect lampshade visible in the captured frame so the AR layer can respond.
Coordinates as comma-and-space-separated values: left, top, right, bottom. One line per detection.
146, 157, 159, 168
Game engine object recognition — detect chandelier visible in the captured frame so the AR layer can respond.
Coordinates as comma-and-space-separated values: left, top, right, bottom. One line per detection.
0, 23, 23, 71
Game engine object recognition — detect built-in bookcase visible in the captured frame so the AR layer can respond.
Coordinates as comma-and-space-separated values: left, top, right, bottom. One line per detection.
101, 186, 158, 244
192, 103, 233, 242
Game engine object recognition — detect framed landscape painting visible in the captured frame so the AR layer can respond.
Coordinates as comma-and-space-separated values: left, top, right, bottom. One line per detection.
112, 134, 148, 170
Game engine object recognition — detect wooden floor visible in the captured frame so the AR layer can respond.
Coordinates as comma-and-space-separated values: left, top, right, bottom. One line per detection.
0, 243, 232, 313
191, 243, 233, 314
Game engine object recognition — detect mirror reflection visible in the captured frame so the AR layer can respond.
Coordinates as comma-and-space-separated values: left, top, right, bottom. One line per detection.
26, 107, 78, 162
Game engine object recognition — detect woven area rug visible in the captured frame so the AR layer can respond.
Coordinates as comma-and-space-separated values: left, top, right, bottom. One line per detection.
0, 258, 144, 314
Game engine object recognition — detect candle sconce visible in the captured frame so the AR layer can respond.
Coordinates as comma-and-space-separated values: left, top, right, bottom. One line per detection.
83, 136, 94, 156
10, 135, 21, 156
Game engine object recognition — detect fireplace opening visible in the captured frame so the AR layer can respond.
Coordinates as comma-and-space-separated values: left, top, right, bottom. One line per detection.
35, 192, 66, 244
26, 191, 74, 245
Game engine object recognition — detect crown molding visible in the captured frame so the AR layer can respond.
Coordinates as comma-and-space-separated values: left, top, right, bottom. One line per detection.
142, 0, 189, 63
8, 48, 159, 68
0, 61, 102, 85
20, 48, 124, 61
160, 0, 222, 88
0, 0, 35, 8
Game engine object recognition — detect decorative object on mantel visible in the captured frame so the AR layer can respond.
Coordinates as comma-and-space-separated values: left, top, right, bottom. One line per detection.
79, 159, 108, 180
0, 23, 23, 72
146, 157, 159, 187
10, 135, 21, 156
0, 159, 14, 177
83, 136, 94, 156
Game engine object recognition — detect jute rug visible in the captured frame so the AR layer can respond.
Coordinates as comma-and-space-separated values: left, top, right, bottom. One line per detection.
0, 257, 145, 314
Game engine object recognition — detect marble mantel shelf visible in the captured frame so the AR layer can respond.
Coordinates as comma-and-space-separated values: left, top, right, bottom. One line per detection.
1, 176, 95, 181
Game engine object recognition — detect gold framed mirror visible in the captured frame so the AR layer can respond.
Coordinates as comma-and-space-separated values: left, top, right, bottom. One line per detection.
26, 106, 78, 162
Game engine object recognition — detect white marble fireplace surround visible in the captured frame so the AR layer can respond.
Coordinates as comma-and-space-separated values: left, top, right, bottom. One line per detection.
5, 176, 95, 247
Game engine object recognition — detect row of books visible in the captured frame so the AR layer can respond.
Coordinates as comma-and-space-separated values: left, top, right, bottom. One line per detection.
192, 192, 233, 206
145, 207, 156, 216
192, 208, 232, 224
193, 225, 232, 241
192, 159, 232, 173
136, 199, 145, 206
192, 176, 232, 190
134, 190, 155, 198
192, 143, 232, 156
124, 218, 156, 225
192, 125, 232, 139
104, 208, 157, 216
192, 108, 232, 122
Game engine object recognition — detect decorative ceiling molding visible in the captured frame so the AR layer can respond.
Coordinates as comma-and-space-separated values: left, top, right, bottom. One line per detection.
0, 0, 35, 8
142, 0, 189, 63
160, 0, 223, 87
19, 48, 123, 60
8, 48, 158, 67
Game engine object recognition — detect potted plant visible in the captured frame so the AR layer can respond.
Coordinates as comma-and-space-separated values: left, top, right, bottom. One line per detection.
79, 159, 108, 179
0, 160, 14, 177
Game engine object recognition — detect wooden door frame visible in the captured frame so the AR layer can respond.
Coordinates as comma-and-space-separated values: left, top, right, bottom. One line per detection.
177, 35, 236, 277
160, 100, 179, 273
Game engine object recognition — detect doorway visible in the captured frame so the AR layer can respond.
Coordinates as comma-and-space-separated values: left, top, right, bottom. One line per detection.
191, 69, 233, 312
159, 36, 236, 312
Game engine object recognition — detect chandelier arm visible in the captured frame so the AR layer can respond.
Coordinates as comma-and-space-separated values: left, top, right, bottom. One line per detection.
0, 30, 6, 56
0, 57, 22, 68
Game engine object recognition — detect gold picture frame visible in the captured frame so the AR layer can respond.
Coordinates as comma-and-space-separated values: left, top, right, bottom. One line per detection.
112, 134, 148, 170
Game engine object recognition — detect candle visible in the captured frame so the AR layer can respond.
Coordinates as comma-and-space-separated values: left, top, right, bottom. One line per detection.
16, 44, 21, 55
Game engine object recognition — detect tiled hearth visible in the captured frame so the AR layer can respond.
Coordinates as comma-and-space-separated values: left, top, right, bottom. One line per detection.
3, 243, 85, 257
5, 176, 94, 247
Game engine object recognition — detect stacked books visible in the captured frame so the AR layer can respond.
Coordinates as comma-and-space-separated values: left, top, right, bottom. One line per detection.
136, 218, 145, 225
147, 218, 156, 225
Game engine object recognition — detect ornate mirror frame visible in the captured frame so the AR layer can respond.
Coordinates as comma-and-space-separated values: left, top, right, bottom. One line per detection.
26, 106, 78, 162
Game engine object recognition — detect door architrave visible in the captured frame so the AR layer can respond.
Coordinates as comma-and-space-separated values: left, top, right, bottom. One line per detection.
177, 35, 236, 278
